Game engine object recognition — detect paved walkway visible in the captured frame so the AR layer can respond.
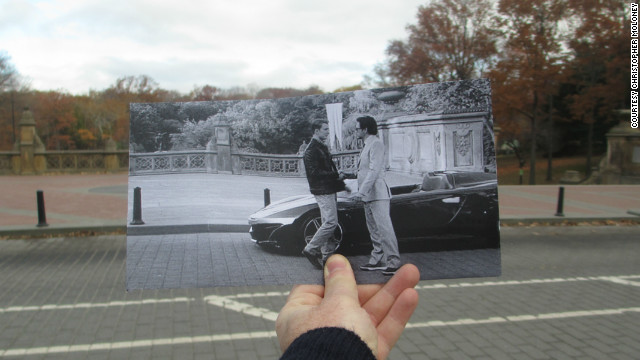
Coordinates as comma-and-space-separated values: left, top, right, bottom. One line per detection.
1, 173, 639, 236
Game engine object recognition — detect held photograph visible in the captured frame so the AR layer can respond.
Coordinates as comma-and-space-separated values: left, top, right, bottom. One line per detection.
126, 78, 501, 290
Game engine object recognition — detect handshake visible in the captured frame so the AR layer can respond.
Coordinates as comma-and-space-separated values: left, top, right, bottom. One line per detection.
339, 171, 364, 202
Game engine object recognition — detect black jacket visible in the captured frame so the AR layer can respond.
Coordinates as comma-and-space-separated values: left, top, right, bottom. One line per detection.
303, 138, 345, 195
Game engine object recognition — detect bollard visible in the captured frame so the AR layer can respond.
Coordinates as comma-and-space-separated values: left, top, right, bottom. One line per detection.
555, 186, 565, 217
130, 187, 145, 225
519, 169, 524, 185
264, 188, 271, 207
36, 190, 48, 227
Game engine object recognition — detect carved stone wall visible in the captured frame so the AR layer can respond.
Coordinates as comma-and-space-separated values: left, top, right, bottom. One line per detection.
595, 114, 640, 184
380, 111, 488, 176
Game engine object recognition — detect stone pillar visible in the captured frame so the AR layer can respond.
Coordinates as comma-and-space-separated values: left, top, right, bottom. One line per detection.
215, 126, 233, 173
382, 111, 487, 176
599, 110, 640, 183
376, 90, 407, 170
18, 108, 45, 175
104, 137, 119, 172
205, 138, 218, 173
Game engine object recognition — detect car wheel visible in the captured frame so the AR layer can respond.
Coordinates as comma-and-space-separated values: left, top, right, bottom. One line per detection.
301, 215, 343, 252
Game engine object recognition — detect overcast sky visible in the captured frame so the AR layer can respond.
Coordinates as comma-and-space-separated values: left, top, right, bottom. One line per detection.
1, 0, 427, 95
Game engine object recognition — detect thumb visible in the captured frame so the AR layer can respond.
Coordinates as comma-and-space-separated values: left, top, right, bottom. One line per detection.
323, 254, 359, 302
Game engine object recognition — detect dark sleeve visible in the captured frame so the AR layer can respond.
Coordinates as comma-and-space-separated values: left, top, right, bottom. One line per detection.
279, 327, 376, 360
342, 172, 357, 180
304, 146, 339, 180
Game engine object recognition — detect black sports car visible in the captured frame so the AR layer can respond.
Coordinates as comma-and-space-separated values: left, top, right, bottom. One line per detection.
248, 171, 500, 255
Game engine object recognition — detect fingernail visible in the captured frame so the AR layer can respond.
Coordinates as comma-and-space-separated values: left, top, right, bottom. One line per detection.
326, 256, 346, 276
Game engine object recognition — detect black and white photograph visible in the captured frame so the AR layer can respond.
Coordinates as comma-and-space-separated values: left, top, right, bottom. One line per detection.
126, 78, 501, 290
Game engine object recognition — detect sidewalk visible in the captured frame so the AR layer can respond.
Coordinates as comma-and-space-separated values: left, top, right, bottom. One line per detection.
1, 173, 639, 237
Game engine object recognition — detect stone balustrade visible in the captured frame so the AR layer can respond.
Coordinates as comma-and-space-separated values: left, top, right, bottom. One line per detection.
129, 150, 360, 177
4, 107, 360, 177
0, 149, 129, 175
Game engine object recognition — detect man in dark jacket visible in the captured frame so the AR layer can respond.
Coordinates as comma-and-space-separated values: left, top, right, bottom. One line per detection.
302, 120, 346, 268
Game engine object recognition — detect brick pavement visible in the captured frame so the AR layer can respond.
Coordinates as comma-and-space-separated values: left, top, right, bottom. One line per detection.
1, 173, 639, 237
126, 232, 500, 289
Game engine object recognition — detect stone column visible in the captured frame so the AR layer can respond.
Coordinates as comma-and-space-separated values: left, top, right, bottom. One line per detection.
18, 108, 45, 175
215, 126, 233, 173
104, 137, 119, 172
600, 110, 640, 183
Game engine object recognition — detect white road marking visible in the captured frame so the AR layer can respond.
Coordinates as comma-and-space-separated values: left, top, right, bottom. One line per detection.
203, 295, 279, 321
230, 291, 291, 299
0, 297, 194, 314
225, 275, 640, 298
416, 275, 640, 290
407, 307, 640, 329
0, 331, 277, 357
599, 276, 640, 287
2, 274, 639, 356
3, 275, 637, 316
2, 307, 639, 356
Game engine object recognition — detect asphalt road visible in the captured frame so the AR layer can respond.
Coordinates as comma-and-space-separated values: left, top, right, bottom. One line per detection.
1, 225, 639, 359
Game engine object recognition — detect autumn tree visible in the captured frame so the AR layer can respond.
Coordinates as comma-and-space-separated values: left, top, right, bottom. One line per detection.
31, 91, 77, 150
73, 92, 121, 149
189, 85, 219, 101
254, 86, 323, 99
0, 52, 23, 149
491, 0, 569, 184
566, 0, 629, 176
101, 75, 178, 148
376, 0, 498, 86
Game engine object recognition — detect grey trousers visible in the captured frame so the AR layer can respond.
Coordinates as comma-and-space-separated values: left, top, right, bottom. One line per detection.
364, 199, 401, 268
304, 194, 339, 260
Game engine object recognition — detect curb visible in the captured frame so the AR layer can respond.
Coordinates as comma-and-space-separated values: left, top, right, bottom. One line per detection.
500, 217, 640, 226
2, 217, 640, 238
0, 225, 127, 238
126, 224, 250, 236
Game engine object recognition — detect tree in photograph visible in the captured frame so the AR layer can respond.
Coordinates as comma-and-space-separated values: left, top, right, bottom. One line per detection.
491, 0, 569, 184
567, 0, 629, 176
102, 75, 179, 149
377, 0, 498, 86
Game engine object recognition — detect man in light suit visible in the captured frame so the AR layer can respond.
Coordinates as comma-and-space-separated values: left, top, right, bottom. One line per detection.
341, 116, 401, 275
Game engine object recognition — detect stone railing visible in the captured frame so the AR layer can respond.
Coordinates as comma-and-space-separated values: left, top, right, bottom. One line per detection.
237, 153, 302, 176
45, 150, 129, 173
0, 150, 128, 175
0, 151, 18, 175
2, 147, 359, 176
129, 149, 360, 177
129, 151, 214, 175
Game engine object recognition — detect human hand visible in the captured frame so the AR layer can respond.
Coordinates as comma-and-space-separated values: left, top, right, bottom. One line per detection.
275, 254, 420, 360
350, 192, 364, 202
